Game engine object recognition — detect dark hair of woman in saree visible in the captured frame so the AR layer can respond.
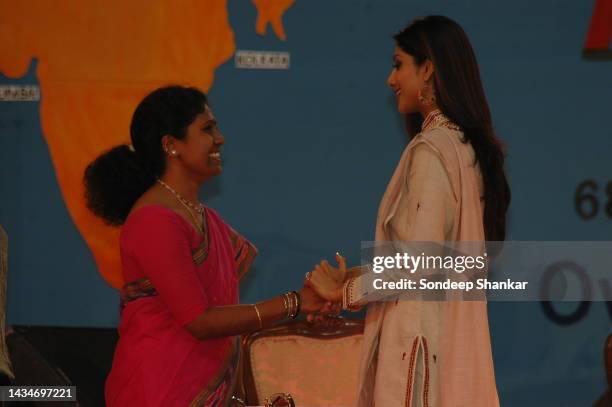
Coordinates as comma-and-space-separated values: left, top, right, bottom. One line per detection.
83, 86, 208, 225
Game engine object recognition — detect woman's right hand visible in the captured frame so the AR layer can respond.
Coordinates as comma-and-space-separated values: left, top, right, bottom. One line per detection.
306, 253, 348, 302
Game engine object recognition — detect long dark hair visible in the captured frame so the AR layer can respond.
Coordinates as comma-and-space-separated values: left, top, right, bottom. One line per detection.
394, 15, 511, 241
83, 86, 208, 225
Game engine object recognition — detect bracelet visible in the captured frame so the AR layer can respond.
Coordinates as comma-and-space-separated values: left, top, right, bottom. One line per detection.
282, 292, 292, 319
291, 291, 298, 319
253, 304, 263, 329
283, 292, 293, 319
343, 277, 361, 311
281, 293, 289, 318
343, 278, 352, 310
285, 291, 298, 319
292, 290, 302, 317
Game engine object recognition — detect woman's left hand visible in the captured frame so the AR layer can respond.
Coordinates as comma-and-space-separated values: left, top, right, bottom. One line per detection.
305, 253, 347, 302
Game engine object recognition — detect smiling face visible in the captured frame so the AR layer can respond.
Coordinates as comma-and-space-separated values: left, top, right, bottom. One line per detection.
387, 47, 430, 114
170, 105, 225, 182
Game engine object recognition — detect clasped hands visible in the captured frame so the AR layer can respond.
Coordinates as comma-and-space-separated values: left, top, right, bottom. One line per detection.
301, 253, 349, 323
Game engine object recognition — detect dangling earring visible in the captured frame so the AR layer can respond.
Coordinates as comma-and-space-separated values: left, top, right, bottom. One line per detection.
418, 84, 436, 106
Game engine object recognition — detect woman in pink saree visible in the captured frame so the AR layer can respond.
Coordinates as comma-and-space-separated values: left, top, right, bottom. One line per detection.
84, 86, 326, 406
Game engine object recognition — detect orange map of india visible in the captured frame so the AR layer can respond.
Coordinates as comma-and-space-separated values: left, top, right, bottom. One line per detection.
0, 0, 294, 287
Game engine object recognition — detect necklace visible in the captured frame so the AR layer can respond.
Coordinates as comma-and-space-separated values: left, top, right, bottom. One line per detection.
421, 109, 461, 132
157, 179, 205, 215
156, 179, 206, 236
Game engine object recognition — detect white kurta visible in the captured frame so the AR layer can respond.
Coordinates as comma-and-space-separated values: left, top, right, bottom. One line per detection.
345, 122, 500, 407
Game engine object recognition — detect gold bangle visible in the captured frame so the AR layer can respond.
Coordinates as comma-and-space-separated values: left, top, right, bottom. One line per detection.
281, 293, 289, 318
283, 292, 293, 319
290, 292, 296, 318
253, 304, 263, 329
287, 291, 298, 319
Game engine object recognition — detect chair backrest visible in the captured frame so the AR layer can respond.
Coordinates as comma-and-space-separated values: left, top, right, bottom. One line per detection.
6, 331, 72, 386
0, 226, 13, 379
242, 318, 364, 407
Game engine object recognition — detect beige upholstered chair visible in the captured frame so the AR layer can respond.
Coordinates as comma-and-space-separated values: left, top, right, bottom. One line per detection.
241, 318, 364, 407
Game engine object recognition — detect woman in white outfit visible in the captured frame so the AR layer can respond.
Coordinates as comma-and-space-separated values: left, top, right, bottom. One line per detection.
308, 15, 511, 407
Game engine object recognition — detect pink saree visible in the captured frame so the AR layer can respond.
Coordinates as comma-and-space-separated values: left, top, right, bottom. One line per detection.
105, 205, 256, 407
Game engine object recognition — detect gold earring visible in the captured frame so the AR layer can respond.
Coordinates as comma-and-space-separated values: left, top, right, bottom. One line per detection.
418, 85, 436, 105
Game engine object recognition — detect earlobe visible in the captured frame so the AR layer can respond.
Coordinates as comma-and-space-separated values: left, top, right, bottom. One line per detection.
161, 135, 177, 156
